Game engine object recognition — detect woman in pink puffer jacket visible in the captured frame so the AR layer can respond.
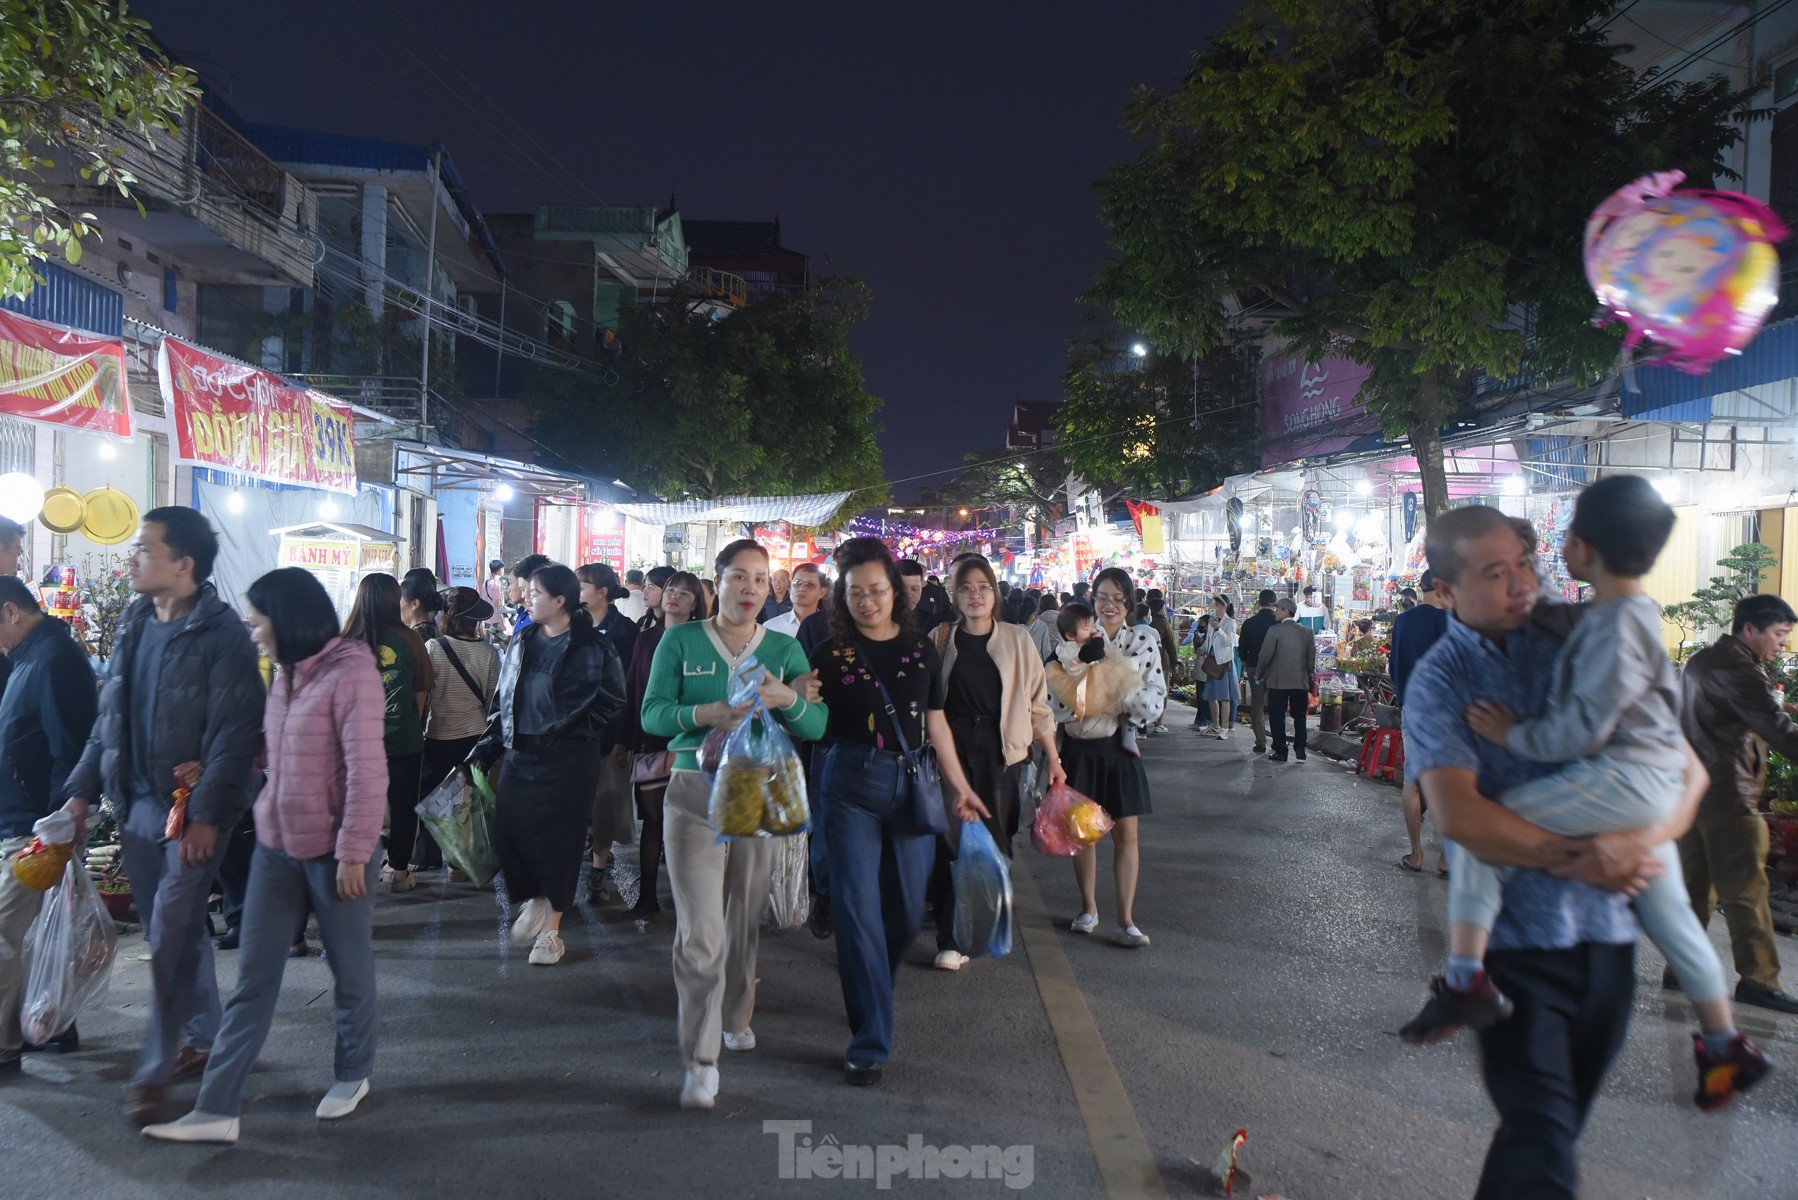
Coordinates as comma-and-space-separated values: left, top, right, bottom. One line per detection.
145, 568, 389, 1145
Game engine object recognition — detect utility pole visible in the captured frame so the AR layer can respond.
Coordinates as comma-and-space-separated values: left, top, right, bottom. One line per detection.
493, 280, 507, 398
419, 147, 441, 441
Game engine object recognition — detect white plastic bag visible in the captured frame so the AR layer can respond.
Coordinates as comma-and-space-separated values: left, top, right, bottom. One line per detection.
20, 861, 119, 1043
763, 831, 812, 933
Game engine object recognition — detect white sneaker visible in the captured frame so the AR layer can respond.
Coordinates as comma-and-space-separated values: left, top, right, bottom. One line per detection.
315, 1078, 369, 1120
723, 1029, 757, 1052
933, 949, 969, 971
1070, 912, 1099, 935
679, 1063, 719, 1110
528, 930, 565, 965
509, 898, 547, 947
142, 1111, 240, 1144
385, 869, 413, 894
1111, 924, 1151, 948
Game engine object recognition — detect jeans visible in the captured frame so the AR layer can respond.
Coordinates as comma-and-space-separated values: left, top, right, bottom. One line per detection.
821, 743, 936, 1065
1267, 688, 1309, 757
121, 801, 225, 1086
196, 845, 380, 1117
1454, 757, 1724, 1003
213, 809, 258, 933
1475, 943, 1635, 1200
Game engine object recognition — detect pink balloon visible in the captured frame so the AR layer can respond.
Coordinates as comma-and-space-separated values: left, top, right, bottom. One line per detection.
1583, 171, 1787, 375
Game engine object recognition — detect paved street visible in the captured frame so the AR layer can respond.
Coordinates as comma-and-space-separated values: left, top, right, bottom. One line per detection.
4, 706, 1795, 1199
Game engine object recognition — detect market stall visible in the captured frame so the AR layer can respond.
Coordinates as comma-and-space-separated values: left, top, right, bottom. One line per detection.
270, 521, 401, 614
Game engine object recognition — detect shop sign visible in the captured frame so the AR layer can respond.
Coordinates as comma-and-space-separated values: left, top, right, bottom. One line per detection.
158, 338, 357, 493
581, 505, 626, 570
1258, 353, 1379, 467
279, 538, 358, 572
359, 541, 398, 574
0, 310, 133, 438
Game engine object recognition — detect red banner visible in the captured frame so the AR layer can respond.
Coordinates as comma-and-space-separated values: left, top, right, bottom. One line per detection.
158, 338, 357, 493
0, 310, 132, 438
580, 506, 626, 571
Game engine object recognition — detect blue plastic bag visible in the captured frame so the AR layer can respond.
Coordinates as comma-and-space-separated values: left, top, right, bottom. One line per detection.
950, 821, 1013, 958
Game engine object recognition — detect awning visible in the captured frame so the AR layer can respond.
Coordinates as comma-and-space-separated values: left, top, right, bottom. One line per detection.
270, 521, 397, 542
614, 492, 853, 527
1154, 470, 1307, 515
391, 440, 587, 498
1622, 313, 1798, 424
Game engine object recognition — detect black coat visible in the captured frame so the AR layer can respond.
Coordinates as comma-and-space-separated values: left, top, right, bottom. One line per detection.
65, 584, 265, 829
476, 620, 627, 758
0, 617, 98, 838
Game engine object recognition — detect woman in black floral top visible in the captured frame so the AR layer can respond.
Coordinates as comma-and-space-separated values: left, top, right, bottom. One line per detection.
809, 538, 982, 1087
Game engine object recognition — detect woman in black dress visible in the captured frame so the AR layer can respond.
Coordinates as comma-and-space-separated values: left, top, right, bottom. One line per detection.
470, 564, 626, 966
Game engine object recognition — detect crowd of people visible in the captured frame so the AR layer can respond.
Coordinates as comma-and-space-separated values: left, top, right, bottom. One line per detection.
0, 514, 1175, 1139
1, 487, 1794, 1191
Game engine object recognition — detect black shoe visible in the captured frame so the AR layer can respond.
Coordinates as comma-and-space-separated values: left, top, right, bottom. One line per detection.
0, 1049, 21, 1074
1662, 967, 1679, 991
1295, 751, 1308, 762
808, 896, 833, 940
1735, 980, 1798, 1014
1267, 752, 1288, 763
627, 897, 661, 919
22, 1024, 78, 1054
215, 927, 240, 951
1400, 974, 1515, 1044
1253, 744, 1266, 755
844, 1060, 883, 1087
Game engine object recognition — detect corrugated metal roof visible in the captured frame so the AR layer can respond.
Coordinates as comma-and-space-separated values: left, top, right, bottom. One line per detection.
1620, 314, 1798, 420
239, 122, 426, 173
1, 262, 124, 337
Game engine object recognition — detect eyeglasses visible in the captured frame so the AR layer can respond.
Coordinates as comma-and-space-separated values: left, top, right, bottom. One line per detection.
1093, 591, 1128, 606
848, 586, 892, 604
957, 584, 994, 598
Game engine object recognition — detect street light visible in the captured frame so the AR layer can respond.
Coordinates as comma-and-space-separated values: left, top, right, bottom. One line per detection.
1353, 479, 1371, 496
494, 483, 516, 503
1502, 475, 1525, 497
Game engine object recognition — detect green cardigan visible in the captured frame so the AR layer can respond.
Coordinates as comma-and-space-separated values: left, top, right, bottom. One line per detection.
640, 621, 825, 771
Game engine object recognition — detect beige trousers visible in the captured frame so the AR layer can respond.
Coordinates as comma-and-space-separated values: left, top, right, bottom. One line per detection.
664, 771, 777, 1068
0, 833, 49, 1052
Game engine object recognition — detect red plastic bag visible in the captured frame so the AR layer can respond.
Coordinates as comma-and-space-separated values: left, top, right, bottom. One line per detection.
1067, 797, 1115, 847
1032, 783, 1084, 857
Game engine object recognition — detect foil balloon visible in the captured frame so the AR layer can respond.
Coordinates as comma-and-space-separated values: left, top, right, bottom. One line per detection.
1584, 171, 1786, 375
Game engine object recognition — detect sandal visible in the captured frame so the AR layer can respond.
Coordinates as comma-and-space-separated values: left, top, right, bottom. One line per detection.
1397, 856, 1423, 873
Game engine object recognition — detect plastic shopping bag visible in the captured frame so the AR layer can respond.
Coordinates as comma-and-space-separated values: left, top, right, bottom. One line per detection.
19, 860, 119, 1044
1031, 782, 1082, 857
415, 764, 499, 886
708, 698, 812, 840
701, 655, 770, 776
763, 830, 813, 933
951, 821, 1012, 958
1066, 796, 1115, 847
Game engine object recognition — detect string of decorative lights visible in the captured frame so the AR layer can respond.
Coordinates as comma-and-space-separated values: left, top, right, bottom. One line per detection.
846, 517, 1009, 542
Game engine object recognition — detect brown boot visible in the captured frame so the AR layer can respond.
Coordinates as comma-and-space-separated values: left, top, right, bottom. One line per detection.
169, 1045, 210, 1083
121, 1083, 172, 1126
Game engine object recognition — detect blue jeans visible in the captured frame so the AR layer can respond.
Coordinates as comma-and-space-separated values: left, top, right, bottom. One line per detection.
821, 743, 936, 1066
121, 802, 225, 1086
196, 844, 380, 1116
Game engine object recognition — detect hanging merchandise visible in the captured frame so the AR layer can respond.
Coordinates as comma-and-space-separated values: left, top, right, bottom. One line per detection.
1584, 170, 1786, 374
79, 486, 138, 546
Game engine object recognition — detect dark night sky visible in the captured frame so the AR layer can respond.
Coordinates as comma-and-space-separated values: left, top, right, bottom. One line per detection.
137, 1, 1236, 497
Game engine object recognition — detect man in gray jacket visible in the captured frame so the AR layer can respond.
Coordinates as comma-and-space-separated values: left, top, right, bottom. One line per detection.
1255, 597, 1317, 763
62, 508, 265, 1124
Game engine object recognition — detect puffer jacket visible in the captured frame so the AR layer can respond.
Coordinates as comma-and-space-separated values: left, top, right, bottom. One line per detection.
65, 583, 266, 829
473, 619, 626, 760
255, 638, 388, 864
1680, 632, 1798, 813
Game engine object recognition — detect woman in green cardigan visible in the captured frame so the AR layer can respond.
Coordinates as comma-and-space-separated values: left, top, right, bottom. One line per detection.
641, 538, 823, 1112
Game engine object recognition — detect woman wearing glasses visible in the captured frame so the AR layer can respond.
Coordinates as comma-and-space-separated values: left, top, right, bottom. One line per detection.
640, 541, 823, 1111
925, 554, 1063, 970
809, 538, 984, 1085
1057, 567, 1166, 947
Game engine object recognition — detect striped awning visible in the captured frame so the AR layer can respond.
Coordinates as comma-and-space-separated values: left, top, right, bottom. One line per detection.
614, 491, 852, 527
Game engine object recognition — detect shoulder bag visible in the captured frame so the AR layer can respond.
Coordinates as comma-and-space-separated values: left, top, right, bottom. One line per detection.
852, 641, 950, 837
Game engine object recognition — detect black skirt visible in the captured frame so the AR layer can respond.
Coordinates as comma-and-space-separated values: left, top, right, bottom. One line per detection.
493, 736, 602, 911
1060, 730, 1152, 820
945, 714, 1024, 857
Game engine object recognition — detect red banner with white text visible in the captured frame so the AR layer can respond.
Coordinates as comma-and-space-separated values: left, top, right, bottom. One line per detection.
158, 338, 357, 493
0, 309, 133, 438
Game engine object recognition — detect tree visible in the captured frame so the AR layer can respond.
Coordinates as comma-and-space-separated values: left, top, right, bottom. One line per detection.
1665, 542, 1780, 644
525, 277, 887, 520
1092, 0, 1746, 517
0, 1, 198, 298
939, 444, 1070, 519
1054, 332, 1258, 498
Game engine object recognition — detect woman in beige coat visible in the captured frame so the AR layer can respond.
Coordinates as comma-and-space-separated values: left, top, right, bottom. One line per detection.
925, 555, 1065, 970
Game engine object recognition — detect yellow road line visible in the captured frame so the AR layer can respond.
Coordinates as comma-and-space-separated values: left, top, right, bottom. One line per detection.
1013, 860, 1171, 1200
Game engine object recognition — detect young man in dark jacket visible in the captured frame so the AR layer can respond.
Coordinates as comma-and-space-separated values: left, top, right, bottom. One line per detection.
1678, 593, 1798, 1013
1236, 590, 1280, 754
0, 576, 98, 1072
62, 508, 266, 1122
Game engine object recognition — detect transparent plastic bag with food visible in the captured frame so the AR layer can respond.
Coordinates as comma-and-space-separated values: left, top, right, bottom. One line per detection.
19, 860, 119, 1044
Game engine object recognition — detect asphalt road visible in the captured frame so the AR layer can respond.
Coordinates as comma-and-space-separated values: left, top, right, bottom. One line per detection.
4, 707, 1795, 1199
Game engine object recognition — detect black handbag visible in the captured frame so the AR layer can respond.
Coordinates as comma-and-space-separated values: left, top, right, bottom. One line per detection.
853, 642, 950, 837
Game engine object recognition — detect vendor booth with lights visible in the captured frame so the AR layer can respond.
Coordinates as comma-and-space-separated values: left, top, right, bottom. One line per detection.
270, 521, 401, 614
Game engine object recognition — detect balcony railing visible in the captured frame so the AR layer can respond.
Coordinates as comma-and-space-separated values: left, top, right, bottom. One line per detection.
687, 266, 749, 307
287, 373, 464, 448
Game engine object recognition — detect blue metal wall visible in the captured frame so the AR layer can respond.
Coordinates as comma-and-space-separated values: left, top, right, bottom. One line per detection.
0, 261, 124, 337
1619, 315, 1798, 422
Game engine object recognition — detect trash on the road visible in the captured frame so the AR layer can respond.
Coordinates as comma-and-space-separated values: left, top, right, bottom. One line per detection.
1217, 1128, 1247, 1195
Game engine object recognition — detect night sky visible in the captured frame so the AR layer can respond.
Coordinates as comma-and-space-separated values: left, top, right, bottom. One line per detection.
137, 1, 1236, 497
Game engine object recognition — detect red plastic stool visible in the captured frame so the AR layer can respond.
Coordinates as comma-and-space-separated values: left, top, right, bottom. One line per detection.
1357, 727, 1405, 783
